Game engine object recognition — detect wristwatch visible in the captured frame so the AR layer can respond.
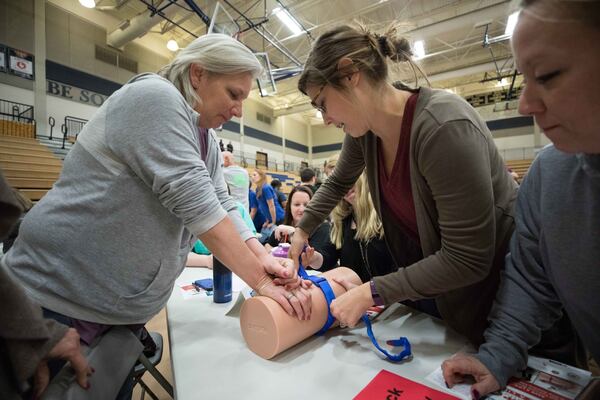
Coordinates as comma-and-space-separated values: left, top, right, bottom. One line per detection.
370, 279, 384, 306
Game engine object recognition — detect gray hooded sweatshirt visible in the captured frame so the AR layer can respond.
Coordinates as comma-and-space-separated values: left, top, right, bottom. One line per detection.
2, 73, 252, 324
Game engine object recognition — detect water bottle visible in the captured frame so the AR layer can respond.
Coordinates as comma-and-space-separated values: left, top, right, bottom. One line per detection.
213, 256, 232, 303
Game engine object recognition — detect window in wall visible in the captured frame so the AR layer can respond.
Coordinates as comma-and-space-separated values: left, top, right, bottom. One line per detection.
256, 151, 268, 169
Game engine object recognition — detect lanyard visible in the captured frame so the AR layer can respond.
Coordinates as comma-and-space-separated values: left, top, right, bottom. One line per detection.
297, 254, 412, 362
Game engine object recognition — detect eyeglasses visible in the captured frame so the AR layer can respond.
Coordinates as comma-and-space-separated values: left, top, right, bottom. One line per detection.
310, 84, 327, 114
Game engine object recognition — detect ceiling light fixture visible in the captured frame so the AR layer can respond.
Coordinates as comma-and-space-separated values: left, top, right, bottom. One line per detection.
273, 7, 302, 36
315, 110, 322, 119
505, 11, 520, 36
496, 78, 508, 87
166, 39, 179, 52
79, 0, 96, 8
413, 40, 426, 59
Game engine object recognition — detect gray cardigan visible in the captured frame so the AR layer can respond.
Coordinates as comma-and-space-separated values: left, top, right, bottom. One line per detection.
299, 86, 518, 344
2, 73, 252, 325
477, 146, 600, 386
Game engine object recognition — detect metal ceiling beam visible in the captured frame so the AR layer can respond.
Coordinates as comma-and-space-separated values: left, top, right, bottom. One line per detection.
424, 59, 512, 83
107, 0, 179, 48
273, 101, 313, 117
407, 1, 511, 40
182, 0, 211, 26
221, 0, 302, 66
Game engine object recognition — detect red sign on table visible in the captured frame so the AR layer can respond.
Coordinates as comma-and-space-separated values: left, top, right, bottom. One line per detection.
354, 370, 460, 400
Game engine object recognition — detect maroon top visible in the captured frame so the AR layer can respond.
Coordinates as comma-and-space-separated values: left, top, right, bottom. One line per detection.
377, 92, 420, 242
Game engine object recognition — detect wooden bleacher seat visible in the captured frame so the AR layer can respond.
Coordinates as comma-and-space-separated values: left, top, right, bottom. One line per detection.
0, 119, 36, 138
505, 158, 534, 183
0, 136, 62, 201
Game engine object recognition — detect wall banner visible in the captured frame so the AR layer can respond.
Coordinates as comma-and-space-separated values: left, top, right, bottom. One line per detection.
46, 79, 108, 107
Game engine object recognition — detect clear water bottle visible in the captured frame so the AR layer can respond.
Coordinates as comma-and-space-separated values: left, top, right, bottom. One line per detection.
213, 257, 232, 303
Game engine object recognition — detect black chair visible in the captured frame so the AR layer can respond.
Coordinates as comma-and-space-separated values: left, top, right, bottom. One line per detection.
133, 332, 173, 400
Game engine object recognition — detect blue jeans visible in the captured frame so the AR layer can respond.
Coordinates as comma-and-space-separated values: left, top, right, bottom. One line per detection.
259, 224, 276, 244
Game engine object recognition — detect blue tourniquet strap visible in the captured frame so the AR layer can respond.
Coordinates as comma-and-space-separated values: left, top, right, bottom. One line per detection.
298, 263, 336, 335
297, 253, 411, 360
361, 314, 412, 362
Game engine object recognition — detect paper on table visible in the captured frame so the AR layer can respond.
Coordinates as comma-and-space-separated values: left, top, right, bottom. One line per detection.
177, 283, 206, 300
427, 367, 471, 400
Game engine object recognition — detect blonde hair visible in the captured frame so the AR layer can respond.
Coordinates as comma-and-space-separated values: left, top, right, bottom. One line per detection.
158, 33, 262, 108
330, 173, 383, 249
298, 22, 429, 96
254, 168, 268, 198
324, 153, 339, 177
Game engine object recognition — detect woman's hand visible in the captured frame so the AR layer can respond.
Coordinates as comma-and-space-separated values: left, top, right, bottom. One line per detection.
302, 246, 324, 270
441, 353, 500, 399
256, 275, 312, 320
329, 279, 373, 328
270, 257, 313, 291
288, 227, 310, 276
301, 245, 315, 267
274, 225, 295, 241
34, 328, 93, 397
262, 221, 273, 229
258, 252, 292, 280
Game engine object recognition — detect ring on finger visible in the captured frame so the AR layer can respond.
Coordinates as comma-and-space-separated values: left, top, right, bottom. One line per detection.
286, 293, 294, 300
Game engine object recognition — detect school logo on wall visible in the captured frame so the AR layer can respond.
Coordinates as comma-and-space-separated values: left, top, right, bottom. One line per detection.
8, 48, 34, 80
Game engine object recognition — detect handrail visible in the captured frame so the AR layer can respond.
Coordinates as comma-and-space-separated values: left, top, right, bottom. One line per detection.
62, 115, 88, 149
0, 100, 34, 121
0, 98, 36, 138
48, 116, 56, 140
0, 98, 35, 108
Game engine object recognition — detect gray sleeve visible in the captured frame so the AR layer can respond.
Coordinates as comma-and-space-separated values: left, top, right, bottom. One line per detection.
298, 134, 364, 235
476, 159, 564, 387
105, 78, 227, 236
207, 132, 252, 241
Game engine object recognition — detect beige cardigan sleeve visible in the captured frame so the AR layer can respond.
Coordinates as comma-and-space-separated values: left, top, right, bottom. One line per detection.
374, 119, 501, 302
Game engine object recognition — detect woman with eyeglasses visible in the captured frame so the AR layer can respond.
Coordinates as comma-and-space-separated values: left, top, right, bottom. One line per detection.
287, 23, 521, 347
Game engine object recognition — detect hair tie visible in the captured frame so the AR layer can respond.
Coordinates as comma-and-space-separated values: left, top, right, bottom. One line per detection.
376, 35, 391, 57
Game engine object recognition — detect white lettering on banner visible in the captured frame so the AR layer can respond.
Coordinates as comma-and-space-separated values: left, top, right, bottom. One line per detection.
46, 79, 108, 107
10, 56, 33, 75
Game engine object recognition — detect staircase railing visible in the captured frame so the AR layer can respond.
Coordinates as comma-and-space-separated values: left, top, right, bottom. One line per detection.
61, 116, 88, 149
0, 98, 36, 138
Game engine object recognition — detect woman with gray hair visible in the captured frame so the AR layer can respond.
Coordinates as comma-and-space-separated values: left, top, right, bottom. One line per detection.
1, 33, 310, 397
